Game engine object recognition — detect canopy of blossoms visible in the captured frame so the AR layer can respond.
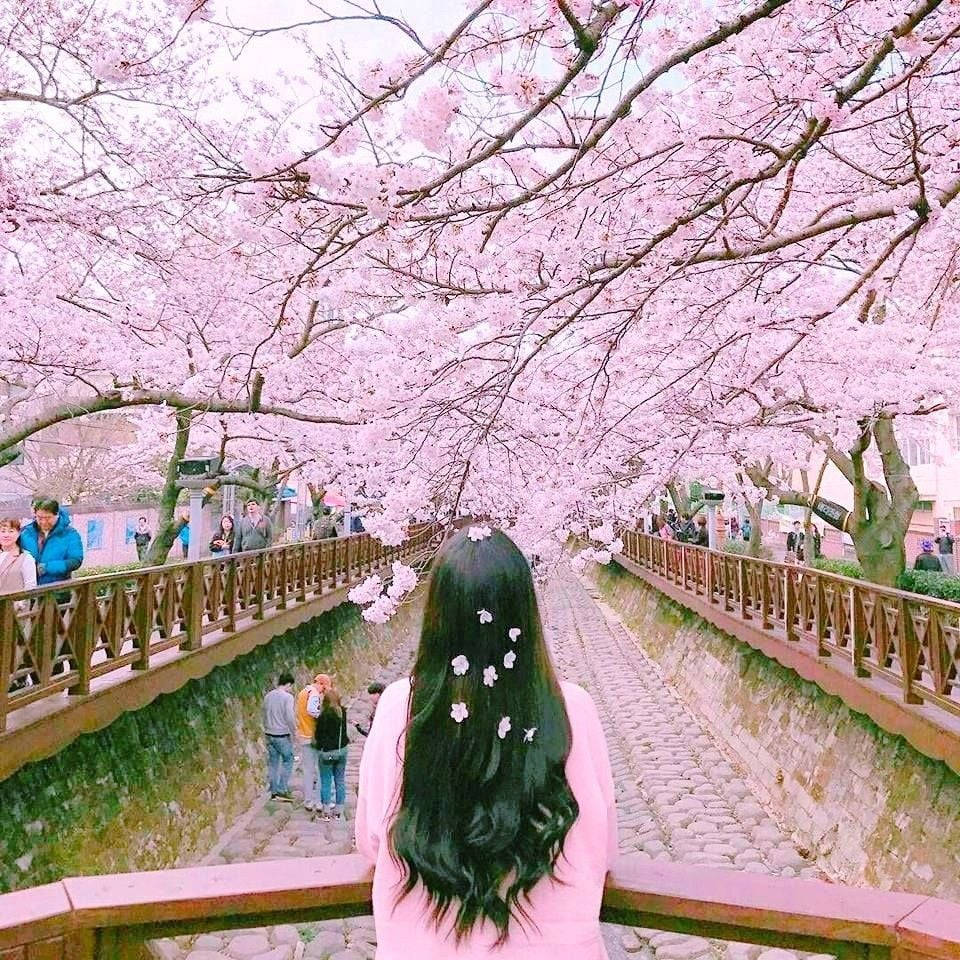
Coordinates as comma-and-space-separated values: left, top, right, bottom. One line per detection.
3, 0, 959, 591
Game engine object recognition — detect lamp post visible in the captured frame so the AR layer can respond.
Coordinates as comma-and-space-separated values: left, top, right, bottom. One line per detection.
176, 457, 222, 561
703, 490, 725, 550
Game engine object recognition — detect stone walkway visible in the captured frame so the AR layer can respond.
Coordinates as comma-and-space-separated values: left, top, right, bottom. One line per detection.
158, 568, 833, 960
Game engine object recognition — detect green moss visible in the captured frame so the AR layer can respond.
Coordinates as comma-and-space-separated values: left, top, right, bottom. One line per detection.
0, 598, 419, 893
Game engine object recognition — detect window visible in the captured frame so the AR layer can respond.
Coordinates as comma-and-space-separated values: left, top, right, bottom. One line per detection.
917, 501, 935, 512
86, 518, 104, 551
902, 437, 933, 466
124, 517, 137, 544
951, 414, 960, 454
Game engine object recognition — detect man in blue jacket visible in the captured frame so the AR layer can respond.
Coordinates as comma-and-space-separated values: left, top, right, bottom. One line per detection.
19, 498, 84, 586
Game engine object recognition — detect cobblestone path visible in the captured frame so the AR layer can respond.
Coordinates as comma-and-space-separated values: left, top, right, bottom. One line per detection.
157, 569, 833, 960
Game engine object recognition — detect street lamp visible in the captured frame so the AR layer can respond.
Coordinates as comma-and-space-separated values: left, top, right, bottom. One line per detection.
176, 457, 222, 561
702, 489, 725, 550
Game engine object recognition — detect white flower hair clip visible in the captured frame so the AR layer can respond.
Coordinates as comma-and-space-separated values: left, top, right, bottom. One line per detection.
483, 665, 498, 687
508, 627, 521, 642
451, 702, 469, 723
498, 716, 512, 739
467, 525, 492, 542
523, 727, 537, 743
503, 650, 516, 669
478, 609, 493, 624
451, 655, 469, 676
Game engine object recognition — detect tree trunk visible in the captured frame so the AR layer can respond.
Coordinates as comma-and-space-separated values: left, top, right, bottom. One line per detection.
745, 498, 764, 557
144, 411, 191, 566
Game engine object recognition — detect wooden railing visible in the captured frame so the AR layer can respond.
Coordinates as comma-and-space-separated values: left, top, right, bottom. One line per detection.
618, 531, 960, 720
1, 853, 958, 960
0, 524, 441, 732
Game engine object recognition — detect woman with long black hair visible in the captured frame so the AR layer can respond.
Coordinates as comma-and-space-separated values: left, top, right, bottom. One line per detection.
356, 528, 617, 958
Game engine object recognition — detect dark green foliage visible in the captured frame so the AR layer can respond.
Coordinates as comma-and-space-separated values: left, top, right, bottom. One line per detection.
811, 557, 865, 580
0, 605, 357, 892
895, 569, 960, 602
721, 539, 773, 560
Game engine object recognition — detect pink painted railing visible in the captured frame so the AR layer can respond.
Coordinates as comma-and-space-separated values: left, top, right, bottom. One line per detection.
619, 531, 960, 719
0, 854, 957, 960
0, 524, 441, 732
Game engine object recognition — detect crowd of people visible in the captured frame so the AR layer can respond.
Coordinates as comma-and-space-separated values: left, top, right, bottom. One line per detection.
260, 672, 383, 819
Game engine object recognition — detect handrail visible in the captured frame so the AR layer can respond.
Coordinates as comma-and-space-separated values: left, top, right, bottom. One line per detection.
0, 524, 442, 733
615, 531, 960, 731
0, 854, 957, 959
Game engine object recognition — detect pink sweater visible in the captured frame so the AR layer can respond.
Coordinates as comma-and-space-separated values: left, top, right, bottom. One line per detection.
355, 677, 617, 959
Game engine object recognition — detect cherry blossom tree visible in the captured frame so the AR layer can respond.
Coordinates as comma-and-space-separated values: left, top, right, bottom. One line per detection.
4, 0, 960, 593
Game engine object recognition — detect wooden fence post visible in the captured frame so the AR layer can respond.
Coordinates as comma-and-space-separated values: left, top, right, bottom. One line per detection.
255, 554, 266, 620
298, 544, 308, 602
181, 563, 204, 650
69, 581, 95, 695
278, 550, 289, 610
0, 598, 14, 732
134, 572, 155, 667
784, 569, 797, 642
899, 598, 923, 705
738, 557, 749, 620
814, 575, 830, 656
345, 535, 352, 584
851, 585, 870, 677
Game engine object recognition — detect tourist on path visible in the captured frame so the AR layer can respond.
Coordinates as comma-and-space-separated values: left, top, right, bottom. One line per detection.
262, 672, 297, 801
19, 498, 84, 586
742, 517, 752, 542
177, 514, 190, 560
314, 686, 349, 821
694, 515, 709, 547
0, 517, 37, 595
729, 516, 740, 538
133, 517, 152, 561
234, 500, 273, 553
356, 527, 617, 959
209, 515, 236, 556
786, 520, 805, 562
354, 682, 384, 737
915, 540, 943, 572
935, 524, 955, 575
295, 673, 332, 811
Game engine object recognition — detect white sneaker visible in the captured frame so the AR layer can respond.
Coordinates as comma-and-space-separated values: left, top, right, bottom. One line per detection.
304, 800, 315, 811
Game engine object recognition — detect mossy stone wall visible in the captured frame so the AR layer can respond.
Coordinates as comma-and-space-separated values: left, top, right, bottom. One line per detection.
588, 560, 960, 897
0, 595, 423, 893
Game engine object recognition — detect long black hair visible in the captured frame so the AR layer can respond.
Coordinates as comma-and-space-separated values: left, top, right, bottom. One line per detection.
388, 528, 578, 945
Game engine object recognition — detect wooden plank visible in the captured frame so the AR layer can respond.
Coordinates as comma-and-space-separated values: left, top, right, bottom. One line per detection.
0, 884, 72, 951
602, 857, 922, 947
62, 856, 372, 928
895, 896, 960, 959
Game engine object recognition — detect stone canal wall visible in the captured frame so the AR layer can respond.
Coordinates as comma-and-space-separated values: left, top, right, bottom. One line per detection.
586, 559, 960, 900
0, 594, 424, 894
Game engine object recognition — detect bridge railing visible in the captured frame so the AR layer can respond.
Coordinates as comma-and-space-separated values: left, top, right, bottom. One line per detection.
618, 530, 960, 721
0, 854, 957, 960
0, 524, 441, 732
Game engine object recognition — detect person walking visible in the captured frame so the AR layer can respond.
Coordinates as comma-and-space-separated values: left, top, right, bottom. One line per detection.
262, 672, 297, 801
742, 517, 752, 542
314, 687, 349, 821
19, 498, 84, 586
935, 524, 955, 575
729, 516, 740, 539
234, 500, 273, 553
177, 514, 190, 560
0, 518, 37, 594
133, 517, 152, 562
295, 673, 332, 810
915, 540, 943, 572
354, 682, 384, 737
786, 521, 805, 562
209, 515, 236, 556
694, 515, 709, 547
356, 528, 617, 959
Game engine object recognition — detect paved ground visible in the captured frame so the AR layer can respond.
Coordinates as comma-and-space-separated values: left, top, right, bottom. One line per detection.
157, 568, 833, 960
